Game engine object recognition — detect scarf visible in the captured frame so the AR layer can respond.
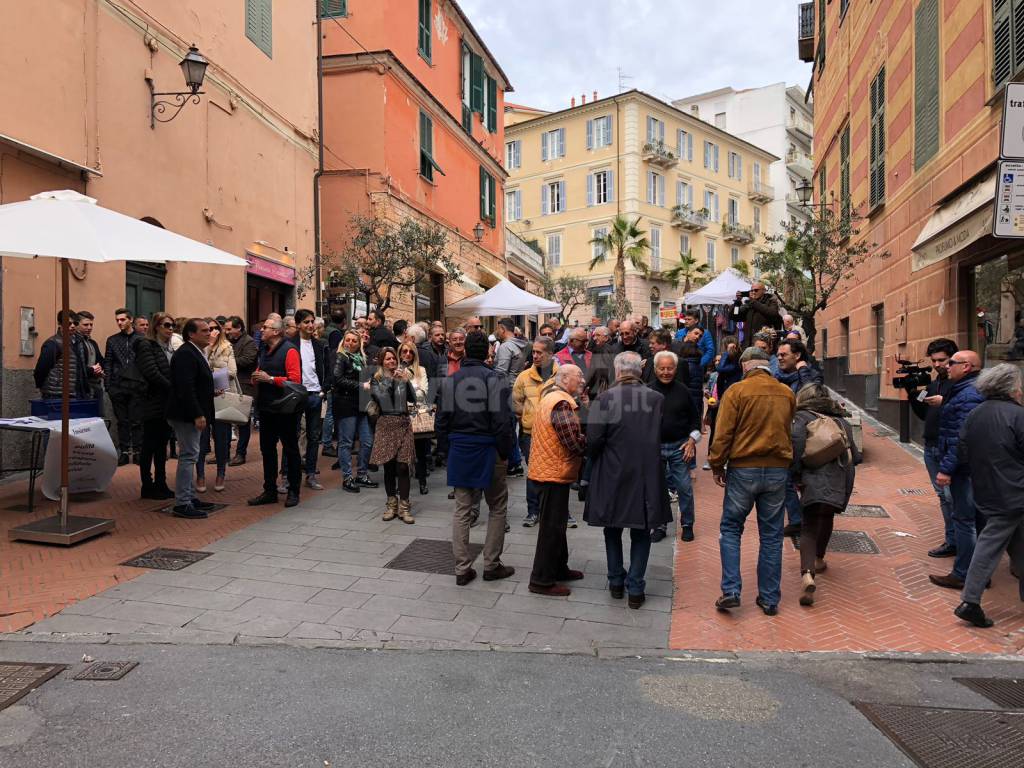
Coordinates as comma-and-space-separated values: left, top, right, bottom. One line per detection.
344, 349, 364, 372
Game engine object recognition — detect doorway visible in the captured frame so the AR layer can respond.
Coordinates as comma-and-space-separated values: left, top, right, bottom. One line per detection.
125, 263, 166, 319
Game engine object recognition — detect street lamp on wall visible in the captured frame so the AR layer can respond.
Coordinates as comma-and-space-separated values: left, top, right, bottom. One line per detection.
473, 222, 485, 242
147, 45, 209, 129
796, 178, 813, 207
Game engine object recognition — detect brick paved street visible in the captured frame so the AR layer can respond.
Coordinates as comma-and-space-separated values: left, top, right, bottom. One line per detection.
4, 425, 1024, 655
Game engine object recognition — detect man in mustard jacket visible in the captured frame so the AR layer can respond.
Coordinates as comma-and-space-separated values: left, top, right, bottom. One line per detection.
512, 337, 559, 527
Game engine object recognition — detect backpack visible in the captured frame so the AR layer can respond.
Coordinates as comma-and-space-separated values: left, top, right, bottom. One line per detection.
802, 412, 850, 468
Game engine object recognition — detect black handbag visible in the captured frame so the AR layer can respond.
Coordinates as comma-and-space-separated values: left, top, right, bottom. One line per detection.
264, 381, 309, 415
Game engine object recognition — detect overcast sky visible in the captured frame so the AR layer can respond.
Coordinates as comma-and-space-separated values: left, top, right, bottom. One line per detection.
456, 0, 813, 110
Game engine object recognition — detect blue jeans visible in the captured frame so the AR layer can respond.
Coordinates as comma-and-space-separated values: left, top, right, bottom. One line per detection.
338, 413, 373, 479
321, 397, 336, 448
719, 466, 788, 606
949, 470, 984, 580
604, 527, 653, 596
924, 444, 955, 548
785, 478, 802, 526
520, 430, 539, 518
169, 419, 201, 507
661, 441, 695, 528
508, 423, 522, 469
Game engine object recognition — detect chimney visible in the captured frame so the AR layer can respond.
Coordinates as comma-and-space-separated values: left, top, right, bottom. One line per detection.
593, 90, 598, 102
571, 96, 576, 108
581, 93, 586, 105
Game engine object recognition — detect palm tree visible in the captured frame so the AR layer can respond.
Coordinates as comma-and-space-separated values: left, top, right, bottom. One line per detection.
661, 250, 711, 295
589, 215, 650, 319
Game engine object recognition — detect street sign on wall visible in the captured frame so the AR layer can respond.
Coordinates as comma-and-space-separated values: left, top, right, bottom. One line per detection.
1000, 83, 1024, 159
992, 160, 1024, 238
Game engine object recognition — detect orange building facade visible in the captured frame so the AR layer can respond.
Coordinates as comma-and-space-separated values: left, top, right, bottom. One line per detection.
0, 0, 318, 432
319, 0, 512, 328
804, 0, 1024, 439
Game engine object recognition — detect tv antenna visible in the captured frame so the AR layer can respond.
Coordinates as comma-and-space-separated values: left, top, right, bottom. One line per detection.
617, 67, 634, 93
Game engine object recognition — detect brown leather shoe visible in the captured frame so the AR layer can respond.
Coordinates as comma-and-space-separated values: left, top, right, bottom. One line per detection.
455, 568, 477, 586
483, 564, 515, 581
528, 583, 571, 597
929, 572, 965, 590
560, 569, 585, 581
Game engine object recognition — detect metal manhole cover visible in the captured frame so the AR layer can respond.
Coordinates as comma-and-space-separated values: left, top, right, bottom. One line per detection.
900, 488, 929, 496
855, 702, 1024, 768
385, 538, 483, 575
0, 662, 66, 712
157, 502, 228, 516
74, 661, 138, 681
122, 547, 213, 570
844, 504, 890, 518
791, 530, 880, 554
955, 678, 1024, 709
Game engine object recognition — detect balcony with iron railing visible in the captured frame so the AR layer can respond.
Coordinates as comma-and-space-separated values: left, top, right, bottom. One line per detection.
641, 141, 678, 169
786, 148, 813, 178
748, 180, 775, 203
671, 205, 709, 231
798, 2, 815, 62
722, 221, 755, 244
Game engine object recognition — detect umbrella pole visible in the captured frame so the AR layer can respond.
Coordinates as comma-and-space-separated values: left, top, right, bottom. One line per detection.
7, 259, 115, 545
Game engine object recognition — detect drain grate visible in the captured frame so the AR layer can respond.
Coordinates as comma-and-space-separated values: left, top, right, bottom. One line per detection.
791, 530, 880, 554
844, 504, 890, 518
856, 702, 1024, 768
74, 661, 138, 681
955, 678, 1024, 709
157, 502, 228, 516
899, 488, 929, 496
122, 547, 212, 571
0, 662, 66, 712
385, 538, 483, 575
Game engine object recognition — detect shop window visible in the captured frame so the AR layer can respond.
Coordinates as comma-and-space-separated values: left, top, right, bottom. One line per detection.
970, 253, 1024, 369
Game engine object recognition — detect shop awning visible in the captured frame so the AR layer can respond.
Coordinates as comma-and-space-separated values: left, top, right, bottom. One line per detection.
911, 170, 996, 271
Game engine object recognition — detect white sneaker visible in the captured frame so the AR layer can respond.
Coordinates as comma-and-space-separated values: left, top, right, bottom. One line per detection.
277, 482, 288, 495
668, 490, 678, 502
702, 462, 711, 471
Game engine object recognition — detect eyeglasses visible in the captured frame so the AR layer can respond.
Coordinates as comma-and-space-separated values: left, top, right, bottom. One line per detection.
160, 322, 175, 329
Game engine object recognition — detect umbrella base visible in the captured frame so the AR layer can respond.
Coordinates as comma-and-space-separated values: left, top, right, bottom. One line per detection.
8, 515, 115, 546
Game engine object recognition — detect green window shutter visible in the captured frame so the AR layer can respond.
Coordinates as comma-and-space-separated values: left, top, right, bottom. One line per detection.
486, 76, 498, 133
914, 0, 940, 170
246, 0, 259, 42
994, 0, 1012, 88
488, 174, 496, 223
246, 0, 272, 57
470, 53, 484, 113
419, 111, 433, 181
870, 67, 886, 209
419, 0, 432, 61
817, 0, 826, 72
479, 167, 488, 221
840, 124, 851, 231
320, 0, 346, 17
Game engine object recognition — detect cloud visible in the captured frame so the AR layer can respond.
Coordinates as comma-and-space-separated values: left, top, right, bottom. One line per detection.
456, 0, 813, 110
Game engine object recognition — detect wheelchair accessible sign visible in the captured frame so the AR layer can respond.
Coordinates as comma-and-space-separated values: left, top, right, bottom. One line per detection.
996, 83, 1024, 238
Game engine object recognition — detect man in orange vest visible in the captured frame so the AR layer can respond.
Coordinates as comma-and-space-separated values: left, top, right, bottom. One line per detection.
527, 364, 588, 597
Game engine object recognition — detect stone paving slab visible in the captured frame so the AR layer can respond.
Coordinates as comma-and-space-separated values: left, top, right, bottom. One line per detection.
18, 463, 673, 652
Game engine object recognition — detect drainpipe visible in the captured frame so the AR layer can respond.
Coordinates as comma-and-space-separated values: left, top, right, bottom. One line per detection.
313, 3, 325, 315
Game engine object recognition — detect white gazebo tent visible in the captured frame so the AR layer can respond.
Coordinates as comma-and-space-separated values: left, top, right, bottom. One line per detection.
683, 268, 753, 306
446, 278, 560, 316
0, 190, 249, 545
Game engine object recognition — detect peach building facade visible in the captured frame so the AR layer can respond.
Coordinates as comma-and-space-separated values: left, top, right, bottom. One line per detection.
319, 0, 512, 329
802, 0, 1024, 439
0, 0, 318, 435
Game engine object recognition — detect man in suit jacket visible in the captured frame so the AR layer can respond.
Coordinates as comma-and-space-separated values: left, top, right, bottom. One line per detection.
166, 318, 215, 519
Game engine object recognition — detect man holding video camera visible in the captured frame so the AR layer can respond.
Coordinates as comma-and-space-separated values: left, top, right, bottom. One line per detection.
904, 339, 958, 559
734, 283, 783, 348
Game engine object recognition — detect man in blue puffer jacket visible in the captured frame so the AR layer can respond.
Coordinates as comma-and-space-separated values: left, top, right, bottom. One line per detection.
929, 350, 985, 590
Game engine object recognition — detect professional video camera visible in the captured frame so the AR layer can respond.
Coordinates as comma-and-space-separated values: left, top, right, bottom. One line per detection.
892, 358, 932, 390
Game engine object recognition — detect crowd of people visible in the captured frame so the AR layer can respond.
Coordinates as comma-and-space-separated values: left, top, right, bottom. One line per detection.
30, 280, 1024, 622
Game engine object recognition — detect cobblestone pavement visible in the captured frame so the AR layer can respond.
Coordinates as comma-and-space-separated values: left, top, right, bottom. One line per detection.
7, 455, 674, 652
670, 428, 1024, 655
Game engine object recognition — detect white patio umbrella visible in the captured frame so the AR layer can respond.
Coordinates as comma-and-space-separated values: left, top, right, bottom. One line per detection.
446, 279, 560, 316
0, 190, 249, 545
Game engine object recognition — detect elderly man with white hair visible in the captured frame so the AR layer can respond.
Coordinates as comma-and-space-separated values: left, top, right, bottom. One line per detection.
527, 364, 588, 597
648, 349, 702, 543
583, 351, 671, 608
954, 363, 1024, 628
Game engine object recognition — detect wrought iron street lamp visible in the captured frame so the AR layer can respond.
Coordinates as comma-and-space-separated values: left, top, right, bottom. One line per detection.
473, 222, 485, 242
796, 178, 813, 207
147, 45, 209, 128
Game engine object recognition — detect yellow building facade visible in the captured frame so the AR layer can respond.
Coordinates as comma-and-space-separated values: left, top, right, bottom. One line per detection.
504, 90, 777, 325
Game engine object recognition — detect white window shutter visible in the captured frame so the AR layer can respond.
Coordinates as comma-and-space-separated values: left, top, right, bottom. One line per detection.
647, 172, 654, 204
586, 120, 594, 150
515, 190, 522, 220
658, 174, 665, 206
714, 145, 720, 171
515, 142, 521, 167
676, 181, 683, 207
558, 180, 566, 210
557, 128, 565, 157
737, 154, 742, 180
541, 133, 549, 162
607, 170, 615, 201
714, 194, 720, 221
605, 116, 613, 145
541, 184, 549, 215
658, 120, 665, 144
586, 174, 594, 206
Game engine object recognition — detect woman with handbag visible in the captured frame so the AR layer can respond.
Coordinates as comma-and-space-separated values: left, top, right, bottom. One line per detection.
399, 341, 433, 495
333, 330, 378, 494
367, 347, 416, 523
790, 383, 861, 607
197, 317, 237, 492
134, 312, 176, 500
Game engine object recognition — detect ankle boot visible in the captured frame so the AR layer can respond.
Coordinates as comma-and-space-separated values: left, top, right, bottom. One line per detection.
799, 570, 816, 606
383, 496, 398, 521
398, 498, 414, 524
